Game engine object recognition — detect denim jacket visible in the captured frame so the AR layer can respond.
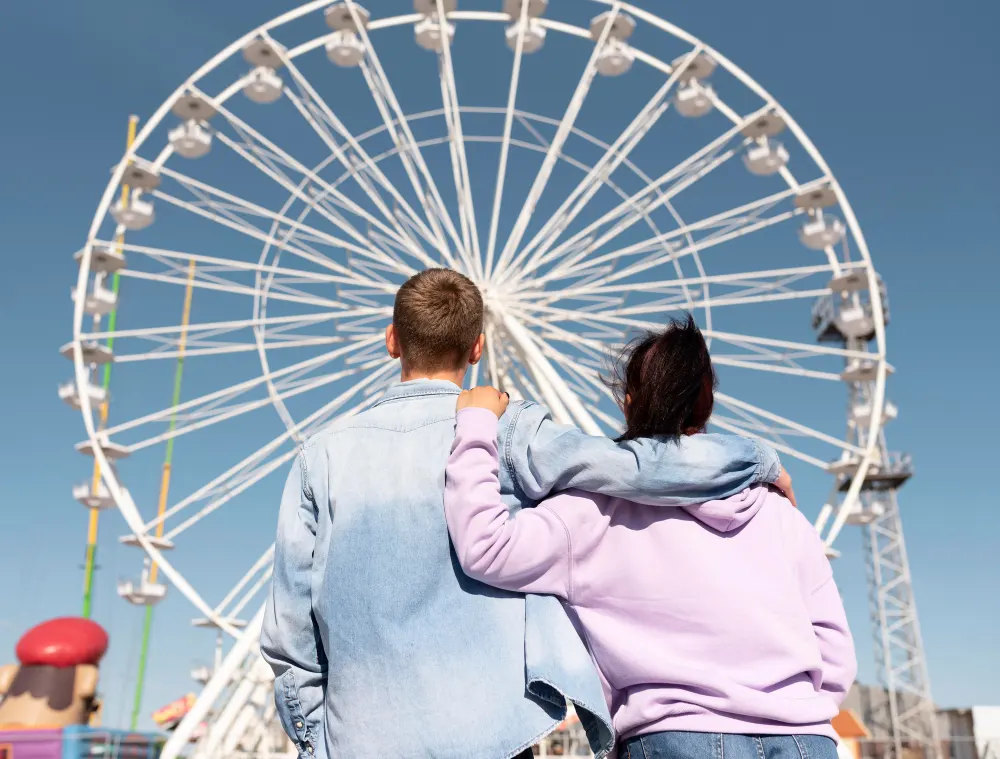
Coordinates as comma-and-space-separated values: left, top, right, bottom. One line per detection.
261, 379, 780, 759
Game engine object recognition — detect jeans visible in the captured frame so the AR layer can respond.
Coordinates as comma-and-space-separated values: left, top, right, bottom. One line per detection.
621, 732, 838, 759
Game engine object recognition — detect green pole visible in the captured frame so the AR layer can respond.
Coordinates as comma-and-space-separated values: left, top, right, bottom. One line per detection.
82, 268, 122, 620
129, 259, 196, 729
82, 114, 138, 620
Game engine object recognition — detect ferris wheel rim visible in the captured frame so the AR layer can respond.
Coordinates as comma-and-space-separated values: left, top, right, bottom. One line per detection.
71, 0, 889, 639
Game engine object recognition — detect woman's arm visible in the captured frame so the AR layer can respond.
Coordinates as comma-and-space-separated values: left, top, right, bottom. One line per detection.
444, 407, 580, 599
796, 515, 858, 702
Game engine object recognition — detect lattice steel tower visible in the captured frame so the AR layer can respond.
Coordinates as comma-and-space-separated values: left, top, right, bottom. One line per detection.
814, 280, 941, 759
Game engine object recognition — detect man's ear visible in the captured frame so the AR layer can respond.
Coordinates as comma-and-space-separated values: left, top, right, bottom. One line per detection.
468, 333, 485, 366
0, 664, 17, 695
75, 665, 99, 699
385, 324, 401, 360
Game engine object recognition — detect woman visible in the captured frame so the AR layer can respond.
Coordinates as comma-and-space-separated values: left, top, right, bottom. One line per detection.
443, 315, 856, 759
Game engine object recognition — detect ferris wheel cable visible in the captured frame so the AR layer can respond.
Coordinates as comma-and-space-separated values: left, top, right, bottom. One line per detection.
509, 104, 774, 285
714, 392, 865, 455
356, 60, 463, 270
114, 256, 358, 308
151, 171, 402, 280
120, 361, 381, 454
214, 545, 274, 618
81, 309, 387, 343
210, 133, 419, 278
99, 336, 382, 439
709, 416, 828, 470
492, 4, 620, 280
521, 261, 852, 307
268, 56, 450, 265
84, 241, 381, 290
499, 307, 603, 434
139, 356, 388, 533
502, 42, 701, 280
483, 0, 530, 277
162, 364, 395, 541
227, 567, 274, 621
195, 98, 428, 273
524, 146, 744, 286
541, 208, 805, 291
346, 5, 471, 267
434, 0, 484, 281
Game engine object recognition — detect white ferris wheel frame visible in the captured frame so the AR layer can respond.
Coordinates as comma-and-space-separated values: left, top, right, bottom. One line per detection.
70, 0, 888, 649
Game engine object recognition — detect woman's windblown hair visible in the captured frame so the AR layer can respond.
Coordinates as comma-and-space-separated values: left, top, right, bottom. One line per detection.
609, 314, 717, 442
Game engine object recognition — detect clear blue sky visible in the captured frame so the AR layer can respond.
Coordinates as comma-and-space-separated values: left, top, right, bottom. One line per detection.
0, 0, 997, 732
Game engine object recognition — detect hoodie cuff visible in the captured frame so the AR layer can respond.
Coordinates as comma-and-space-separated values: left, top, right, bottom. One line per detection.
754, 439, 782, 483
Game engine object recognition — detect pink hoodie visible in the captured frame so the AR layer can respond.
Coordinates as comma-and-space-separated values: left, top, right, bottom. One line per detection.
444, 409, 857, 743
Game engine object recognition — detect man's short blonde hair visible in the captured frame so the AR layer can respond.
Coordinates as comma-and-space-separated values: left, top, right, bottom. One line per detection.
393, 268, 484, 371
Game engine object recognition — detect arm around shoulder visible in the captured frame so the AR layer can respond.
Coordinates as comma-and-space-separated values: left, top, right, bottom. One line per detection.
501, 401, 783, 506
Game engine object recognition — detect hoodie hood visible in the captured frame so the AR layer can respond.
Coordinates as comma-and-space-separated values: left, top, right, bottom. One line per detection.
681, 484, 770, 532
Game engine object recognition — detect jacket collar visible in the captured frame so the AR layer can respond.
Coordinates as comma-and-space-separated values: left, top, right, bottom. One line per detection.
373, 378, 462, 407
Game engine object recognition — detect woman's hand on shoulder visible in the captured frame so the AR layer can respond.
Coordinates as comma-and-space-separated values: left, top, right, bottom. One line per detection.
457, 386, 510, 418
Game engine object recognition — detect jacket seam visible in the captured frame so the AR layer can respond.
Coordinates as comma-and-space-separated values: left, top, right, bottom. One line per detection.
371, 387, 461, 408
540, 504, 575, 602
503, 402, 528, 493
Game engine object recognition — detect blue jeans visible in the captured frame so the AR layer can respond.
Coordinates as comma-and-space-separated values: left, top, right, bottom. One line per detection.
621, 732, 838, 759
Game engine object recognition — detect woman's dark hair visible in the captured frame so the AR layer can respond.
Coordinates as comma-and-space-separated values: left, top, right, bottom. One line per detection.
609, 314, 717, 442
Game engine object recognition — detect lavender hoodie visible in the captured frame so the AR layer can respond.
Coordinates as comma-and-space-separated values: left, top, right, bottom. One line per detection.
444, 409, 857, 744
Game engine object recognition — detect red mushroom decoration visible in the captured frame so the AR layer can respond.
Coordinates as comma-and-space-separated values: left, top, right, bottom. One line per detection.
15, 618, 108, 669
0, 617, 109, 728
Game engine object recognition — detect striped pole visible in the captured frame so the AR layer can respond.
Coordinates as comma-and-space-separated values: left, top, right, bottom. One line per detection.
82, 114, 139, 619
130, 258, 197, 729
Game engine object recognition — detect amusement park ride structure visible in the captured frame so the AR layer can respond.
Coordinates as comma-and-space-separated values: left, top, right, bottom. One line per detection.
62, 2, 939, 757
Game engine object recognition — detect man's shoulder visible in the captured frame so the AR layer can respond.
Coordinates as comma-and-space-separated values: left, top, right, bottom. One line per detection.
498, 399, 547, 437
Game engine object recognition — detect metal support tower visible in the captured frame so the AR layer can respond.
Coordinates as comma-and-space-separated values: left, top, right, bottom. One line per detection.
816, 285, 941, 759
863, 482, 941, 759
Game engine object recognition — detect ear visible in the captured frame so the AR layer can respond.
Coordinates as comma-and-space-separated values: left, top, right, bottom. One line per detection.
385, 324, 401, 360
0, 664, 17, 695
75, 665, 99, 698
468, 333, 485, 366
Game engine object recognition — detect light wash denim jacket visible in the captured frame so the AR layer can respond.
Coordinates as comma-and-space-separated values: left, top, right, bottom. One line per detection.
261, 379, 780, 759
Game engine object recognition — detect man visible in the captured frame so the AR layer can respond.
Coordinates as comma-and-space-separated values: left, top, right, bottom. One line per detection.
262, 269, 791, 759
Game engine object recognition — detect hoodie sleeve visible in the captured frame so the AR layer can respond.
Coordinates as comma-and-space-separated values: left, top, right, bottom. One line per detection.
797, 516, 858, 703
444, 408, 583, 599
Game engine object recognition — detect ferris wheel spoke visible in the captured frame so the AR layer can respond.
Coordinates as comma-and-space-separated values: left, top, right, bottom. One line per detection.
116, 267, 345, 312
97, 240, 377, 291
245, 49, 444, 267
211, 129, 413, 277
214, 546, 275, 621
104, 361, 373, 454
434, 0, 483, 279
542, 178, 820, 286
708, 415, 828, 469
492, 5, 620, 279
158, 124, 413, 280
102, 338, 381, 441
484, 0, 531, 276
161, 359, 396, 539
532, 261, 841, 307
149, 179, 374, 283
506, 45, 704, 278
82, 312, 384, 361
344, 2, 470, 269
715, 392, 863, 456
512, 104, 772, 284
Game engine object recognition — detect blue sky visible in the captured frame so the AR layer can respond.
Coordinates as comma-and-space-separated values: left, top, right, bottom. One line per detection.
1, 0, 998, 732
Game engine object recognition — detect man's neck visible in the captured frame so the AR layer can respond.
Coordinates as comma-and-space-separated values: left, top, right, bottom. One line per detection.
399, 368, 466, 388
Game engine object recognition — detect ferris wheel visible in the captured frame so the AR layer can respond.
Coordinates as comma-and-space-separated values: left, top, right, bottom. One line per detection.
64, 1, 938, 757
